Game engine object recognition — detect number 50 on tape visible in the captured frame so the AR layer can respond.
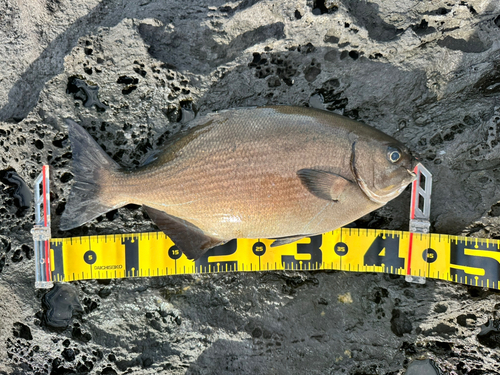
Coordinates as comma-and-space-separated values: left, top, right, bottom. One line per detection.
32, 164, 500, 290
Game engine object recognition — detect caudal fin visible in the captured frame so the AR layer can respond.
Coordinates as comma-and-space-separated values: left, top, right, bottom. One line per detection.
60, 119, 124, 230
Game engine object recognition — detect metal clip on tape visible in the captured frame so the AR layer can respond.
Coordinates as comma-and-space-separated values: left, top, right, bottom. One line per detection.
31, 165, 53, 289
406, 163, 432, 284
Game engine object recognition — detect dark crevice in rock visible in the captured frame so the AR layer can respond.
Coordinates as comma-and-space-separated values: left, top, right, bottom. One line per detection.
437, 34, 489, 53
344, 0, 404, 42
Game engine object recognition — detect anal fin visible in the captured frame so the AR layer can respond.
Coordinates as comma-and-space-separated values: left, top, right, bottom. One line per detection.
271, 235, 307, 247
143, 206, 224, 260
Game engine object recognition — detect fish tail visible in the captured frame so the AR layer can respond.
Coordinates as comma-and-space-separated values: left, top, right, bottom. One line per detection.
60, 119, 126, 230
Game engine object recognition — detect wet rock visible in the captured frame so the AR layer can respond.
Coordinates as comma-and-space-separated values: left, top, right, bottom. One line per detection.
457, 313, 476, 327
311, 0, 338, 15
101, 367, 118, 375
66, 76, 108, 111
437, 35, 489, 54
117, 76, 139, 85
122, 85, 137, 95
0, 168, 31, 215
433, 304, 447, 313
12, 322, 32, 340
72, 324, 92, 343
98, 288, 111, 299
429, 323, 457, 336
267, 76, 281, 88
62, 348, 76, 362
390, 309, 412, 337
406, 359, 441, 375
304, 65, 321, 82
412, 19, 436, 36
42, 284, 84, 330
477, 319, 500, 349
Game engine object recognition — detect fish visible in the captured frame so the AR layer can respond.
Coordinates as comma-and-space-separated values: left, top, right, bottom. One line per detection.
60, 106, 417, 259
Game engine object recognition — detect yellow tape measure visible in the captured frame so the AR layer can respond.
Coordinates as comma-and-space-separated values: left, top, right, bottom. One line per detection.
48, 229, 500, 290
33, 164, 500, 290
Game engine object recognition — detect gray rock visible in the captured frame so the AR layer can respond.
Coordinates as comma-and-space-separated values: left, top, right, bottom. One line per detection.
1, 0, 500, 373
406, 359, 441, 375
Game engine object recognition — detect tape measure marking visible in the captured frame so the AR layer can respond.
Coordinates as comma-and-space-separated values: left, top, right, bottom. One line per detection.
47, 229, 500, 290
34, 163, 500, 290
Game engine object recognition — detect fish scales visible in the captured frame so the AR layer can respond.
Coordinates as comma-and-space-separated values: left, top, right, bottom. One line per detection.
61, 106, 417, 259
107, 110, 352, 236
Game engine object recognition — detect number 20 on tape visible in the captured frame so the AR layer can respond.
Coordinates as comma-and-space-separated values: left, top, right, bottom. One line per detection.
46, 229, 500, 290
33, 163, 500, 290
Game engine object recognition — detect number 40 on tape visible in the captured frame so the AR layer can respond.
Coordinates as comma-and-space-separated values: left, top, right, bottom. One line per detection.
30, 164, 446, 288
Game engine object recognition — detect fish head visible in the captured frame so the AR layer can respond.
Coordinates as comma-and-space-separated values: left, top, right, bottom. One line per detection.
350, 136, 418, 204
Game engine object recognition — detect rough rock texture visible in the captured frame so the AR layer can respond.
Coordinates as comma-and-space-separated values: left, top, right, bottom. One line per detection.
1, 0, 500, 373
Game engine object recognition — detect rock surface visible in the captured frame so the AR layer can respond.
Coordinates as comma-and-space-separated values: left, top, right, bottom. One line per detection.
1, 0, 500, 373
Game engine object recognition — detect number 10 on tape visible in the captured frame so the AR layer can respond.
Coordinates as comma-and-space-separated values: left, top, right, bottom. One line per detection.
45, 227, 500, 290
33, 163, 500, 290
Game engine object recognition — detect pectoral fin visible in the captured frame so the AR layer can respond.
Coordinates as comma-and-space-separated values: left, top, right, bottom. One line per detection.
297, 169, 354, 201
271, 235, 306, 247
143, 206, 224, 260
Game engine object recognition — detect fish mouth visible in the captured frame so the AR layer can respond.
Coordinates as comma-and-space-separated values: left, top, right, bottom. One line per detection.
407, 167, 417, 180
350, 142, 417, 205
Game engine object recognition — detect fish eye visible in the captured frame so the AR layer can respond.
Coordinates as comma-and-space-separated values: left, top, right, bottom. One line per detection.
387, 146, 402, 163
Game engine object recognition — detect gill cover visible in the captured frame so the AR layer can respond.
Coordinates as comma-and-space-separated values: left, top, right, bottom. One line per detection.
350, 140, 416, 204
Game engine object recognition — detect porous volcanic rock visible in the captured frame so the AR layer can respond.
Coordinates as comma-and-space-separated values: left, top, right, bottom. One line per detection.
1, 0, 500, 373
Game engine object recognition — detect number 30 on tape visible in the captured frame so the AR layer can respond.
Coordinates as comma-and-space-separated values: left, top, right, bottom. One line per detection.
47, 229, 500, 290
33, 163, 500, 290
